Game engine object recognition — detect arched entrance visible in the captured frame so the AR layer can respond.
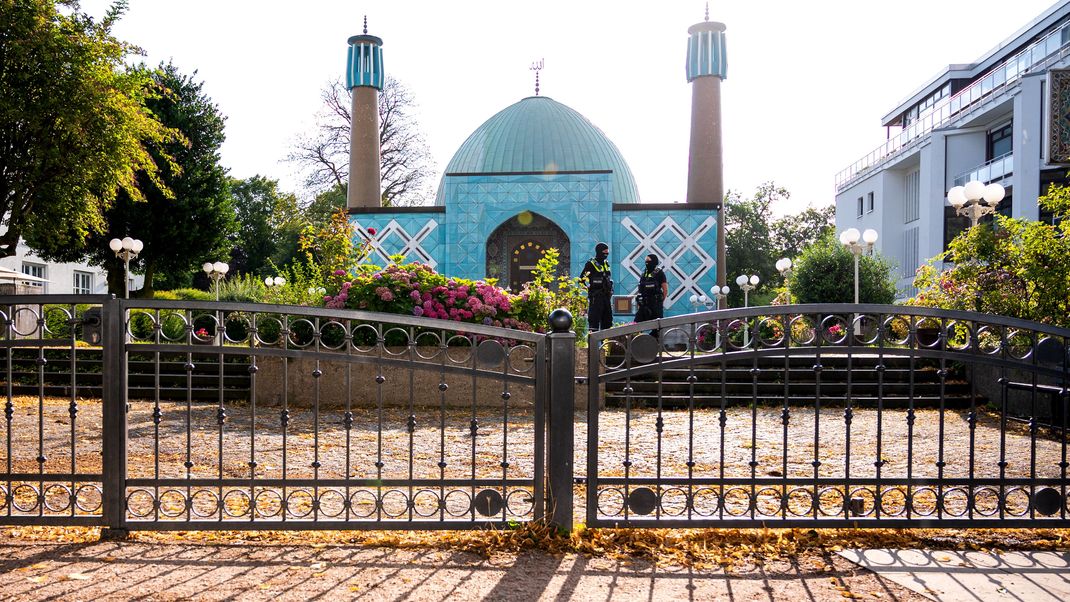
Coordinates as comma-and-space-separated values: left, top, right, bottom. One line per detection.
485, 211, 570, 291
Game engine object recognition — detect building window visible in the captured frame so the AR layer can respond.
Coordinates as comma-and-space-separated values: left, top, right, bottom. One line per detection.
988, 123, 1012, 160
857, 197, 864, 217
21, 263, 46, 290
904, 170, 920, 223
867, 192, 875, 213
73, 271, 93, 295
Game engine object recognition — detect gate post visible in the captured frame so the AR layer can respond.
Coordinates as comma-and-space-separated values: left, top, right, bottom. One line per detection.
546, 309, 575, 533
100, 296, 128, 537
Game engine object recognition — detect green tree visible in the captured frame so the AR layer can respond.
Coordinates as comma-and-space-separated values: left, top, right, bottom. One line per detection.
910, 185, 1070, 326
724, 183, 780, 306
303, 183, 347, 229
790, 234, 898, 304
230, 175, 303, 275
66, 62, 234, 294
773, 204, 835, 261
0, 0, 176, 260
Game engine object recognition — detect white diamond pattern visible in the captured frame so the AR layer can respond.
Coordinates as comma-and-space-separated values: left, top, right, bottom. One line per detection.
619, 216, 716, 309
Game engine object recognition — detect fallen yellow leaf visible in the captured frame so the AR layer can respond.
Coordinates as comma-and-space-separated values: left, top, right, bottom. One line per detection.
66, 573, 91, 581
26, 576, 46, 584
310, 562, 326, 570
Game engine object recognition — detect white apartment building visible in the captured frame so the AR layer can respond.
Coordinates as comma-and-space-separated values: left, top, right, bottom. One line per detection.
835, 0, 1070, 296
0, 235, 142, 296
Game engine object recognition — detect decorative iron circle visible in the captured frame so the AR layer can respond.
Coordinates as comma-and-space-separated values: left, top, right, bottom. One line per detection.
879, 488, 908, 517
883, 315, 912, 346
599, 339, 628, 370
596, 487, 626, 517
318, 320, 349, 351
659, 326, 692, 358
723, 319, 748, 351
1035, 338, 1066, 366
1033, 487, 1064, 516
629, 334, 659, 364
1005, 330, 1034, 360
754, 487, 783, 517
11, 484, 40, 513
221, 489, 252, 518
443, 490, 473, 518
690, 488, 721, 517
694, 323, 720, 353
315, 489, 348, 518
125, 489, 156, 518
254, 315, 285, 347
382, 328, 413, 356
722, 487, 752, 516
254, 489, 284, 518
1005, 487, 1032, 517
820, 487, 850, 517
658, 487, 690, 517
380, 489, 410, 518
909, 487, 938, 517
284, 489, 316, 519
158, 489, 188, 518
414, 332, 445, 359
944, 321, 972, 352
757, 317, 786, 348
941, 488, 970, 517
507, 344, 537, 374
10, 307, 42, 338
445, 335, 475, 364
473, 489, 504, 517
351, 323, 381, 353
819, 314, 849, 345
42, 484, 73, 513
786, 488, 815, 517
412, 489, 442, 518
347, 490, 379, 519
505, 489, 535, 518
0, 485, 8, 511
190, 489, 221, 518
476, 339, 507, 367
626, 487, 658, 516
788, 315, 817, 346
223, 313, 253, 345
972, 487, 1001, 517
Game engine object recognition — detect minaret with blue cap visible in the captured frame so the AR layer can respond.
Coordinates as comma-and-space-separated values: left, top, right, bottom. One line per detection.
685, 4, 727, 206
346, 16, 384, 208
685, 4, 728, 299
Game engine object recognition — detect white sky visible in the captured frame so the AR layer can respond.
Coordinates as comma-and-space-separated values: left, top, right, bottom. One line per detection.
81, 0, 1060, 214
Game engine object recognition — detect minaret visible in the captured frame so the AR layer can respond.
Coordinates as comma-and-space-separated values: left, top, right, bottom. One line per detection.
346, 17, 384, 209
685, 5, 728, 295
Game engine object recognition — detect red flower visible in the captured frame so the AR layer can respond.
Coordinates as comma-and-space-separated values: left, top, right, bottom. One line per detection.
367, 227, 377, 236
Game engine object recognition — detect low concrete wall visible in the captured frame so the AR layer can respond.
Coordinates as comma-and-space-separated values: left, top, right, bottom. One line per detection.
254, 347, 592, 410
971, 365, 1067, 422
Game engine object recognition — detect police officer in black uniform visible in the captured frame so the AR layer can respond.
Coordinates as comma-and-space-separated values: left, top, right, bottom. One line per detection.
580, 242, 613, 332
635, 254, 668, 336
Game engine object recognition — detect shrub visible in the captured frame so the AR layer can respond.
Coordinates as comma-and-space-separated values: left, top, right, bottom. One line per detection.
790, 234, 898, 304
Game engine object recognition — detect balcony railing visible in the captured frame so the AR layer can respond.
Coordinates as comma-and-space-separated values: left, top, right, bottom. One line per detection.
953, 153, 1014, 186
835, 23, 1070, 192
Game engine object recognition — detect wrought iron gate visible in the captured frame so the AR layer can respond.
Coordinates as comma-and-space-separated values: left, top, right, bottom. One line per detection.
1, 296, 554, 531
587, 304, 1070, 528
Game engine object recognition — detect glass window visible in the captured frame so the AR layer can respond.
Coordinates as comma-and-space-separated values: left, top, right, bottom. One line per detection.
73, 271, 93, 295
21, 263, 46, 290
857, 197, 864, 217
988, 123, 1013, 160
867, 192, 875, 213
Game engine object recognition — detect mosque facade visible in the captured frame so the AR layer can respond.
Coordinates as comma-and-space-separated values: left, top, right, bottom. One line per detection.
345, 12, 728, 319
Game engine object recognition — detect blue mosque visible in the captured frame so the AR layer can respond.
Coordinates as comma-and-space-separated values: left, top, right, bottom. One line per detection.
344, 12, 729, 318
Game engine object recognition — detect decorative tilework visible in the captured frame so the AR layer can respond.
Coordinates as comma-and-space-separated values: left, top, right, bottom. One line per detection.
613, 209, 719, 318
443, 173, 613, 281
1050, 69, 1070, 163
349, 215, 444, 268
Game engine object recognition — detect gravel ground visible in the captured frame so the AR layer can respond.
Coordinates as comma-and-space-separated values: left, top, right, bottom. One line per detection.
0, 535, 928, 601
1, 396, 1067, 522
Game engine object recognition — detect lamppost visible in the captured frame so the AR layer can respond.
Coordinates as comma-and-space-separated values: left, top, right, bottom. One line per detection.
689, 293, 715, 311
711, 285, 731, 308
202, 261, 229, 301
108, 237, 143, 299
776, 257, 793, 303
264, 276, 285, 288
839, 228, 878, 304
735, 274, 760, 308
947, 181, 1005, 227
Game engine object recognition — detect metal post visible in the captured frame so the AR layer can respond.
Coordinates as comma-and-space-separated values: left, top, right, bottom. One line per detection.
546, 309, 575, 533
853, 252, 860, 304
123, 256, 130, 300
100, 296, 128, 537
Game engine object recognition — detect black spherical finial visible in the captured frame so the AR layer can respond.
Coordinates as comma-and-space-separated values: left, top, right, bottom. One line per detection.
548, 308, 573, 333
363, 15, 368, 34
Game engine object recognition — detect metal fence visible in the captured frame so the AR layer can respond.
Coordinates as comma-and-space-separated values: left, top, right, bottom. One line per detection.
587, 304, 1070, 528
4, 297, 1069, 533
0, 296, 569, 532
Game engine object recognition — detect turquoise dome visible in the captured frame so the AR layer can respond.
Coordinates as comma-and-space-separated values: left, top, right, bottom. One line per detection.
435, 96, 640, 204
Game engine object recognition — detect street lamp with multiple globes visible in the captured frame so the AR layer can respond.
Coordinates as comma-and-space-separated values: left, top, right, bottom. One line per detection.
735, 274, 760, 308
264, 276, 285, 288
689, 293, 714, 311
947, 180, 1005, 228
202, 261, 229, 301
776, 257, 793, 302
711, 285, 730, 308
108, 237, 143, 299
839, 227, 878, 304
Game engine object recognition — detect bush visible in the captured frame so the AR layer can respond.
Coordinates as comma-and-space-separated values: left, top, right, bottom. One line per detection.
909, 184, 1070, 326
790, 234, 898, 304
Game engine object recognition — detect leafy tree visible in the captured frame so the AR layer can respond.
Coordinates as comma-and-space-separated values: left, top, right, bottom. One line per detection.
303, 183, 347, 229
0, 0, 176, 260
724, 183, 834, 306
62, 62, 235, 294
288, 77, 433, 206
790, 234, 898, 304
909, 185, 1070, 326
230, 175, 303, 275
